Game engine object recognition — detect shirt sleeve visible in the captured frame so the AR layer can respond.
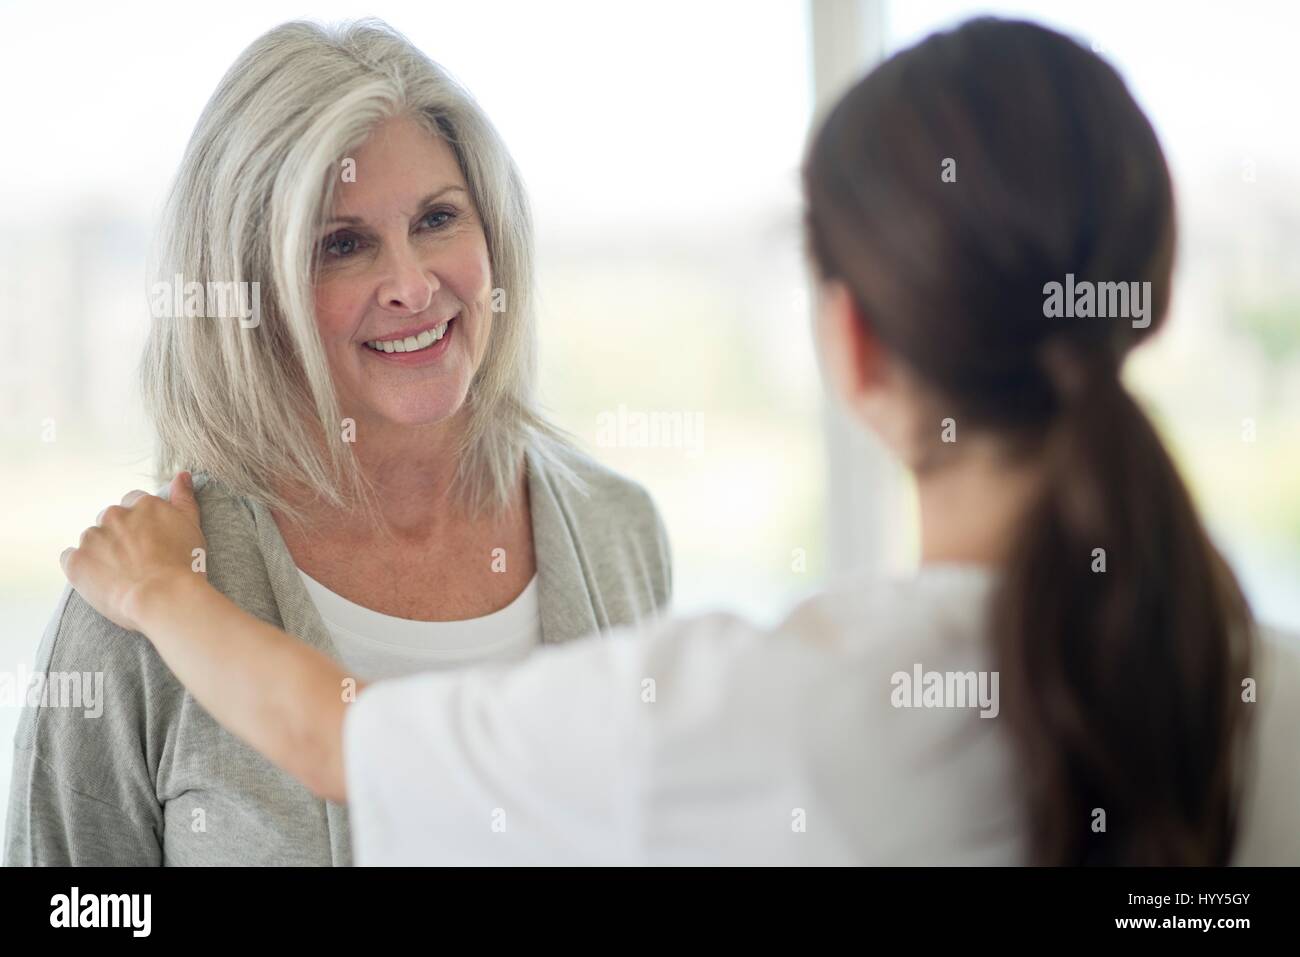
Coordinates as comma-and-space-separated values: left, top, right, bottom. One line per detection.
5, 746, 161, 867
343, 627, 653, 865
3, 586, 164, 867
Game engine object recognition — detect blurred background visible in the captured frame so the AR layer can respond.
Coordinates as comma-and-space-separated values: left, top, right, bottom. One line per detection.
1, 0, 1297, 805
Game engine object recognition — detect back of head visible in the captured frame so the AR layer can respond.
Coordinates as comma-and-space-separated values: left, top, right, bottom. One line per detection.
804, 17, 1254, 864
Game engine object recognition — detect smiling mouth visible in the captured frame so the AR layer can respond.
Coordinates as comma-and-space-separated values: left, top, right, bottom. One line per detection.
363, 316, 456, 354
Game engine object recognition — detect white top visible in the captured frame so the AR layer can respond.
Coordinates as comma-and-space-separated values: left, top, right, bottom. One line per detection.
342, 564, 1300, 865
299, 570, 541, 681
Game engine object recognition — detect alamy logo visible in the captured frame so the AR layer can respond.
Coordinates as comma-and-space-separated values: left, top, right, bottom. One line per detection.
149, 275, 261, 328
0, 666, 103, 718
1042, 273, 1152, 328
890, 664, 1000, 718
595, 404, 704, 456
50, 887, 151, 937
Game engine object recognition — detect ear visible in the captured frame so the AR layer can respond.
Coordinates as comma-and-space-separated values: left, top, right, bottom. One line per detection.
815, 279, 888, 414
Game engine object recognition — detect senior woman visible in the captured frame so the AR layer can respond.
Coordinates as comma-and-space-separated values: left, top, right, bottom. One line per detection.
3, 20, 671, 866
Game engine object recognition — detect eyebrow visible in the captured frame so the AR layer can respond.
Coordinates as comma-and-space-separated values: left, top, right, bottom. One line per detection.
325, 186, 469, 226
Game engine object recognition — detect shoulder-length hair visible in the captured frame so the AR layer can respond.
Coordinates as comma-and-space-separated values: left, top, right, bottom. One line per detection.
142, 18, 577, 527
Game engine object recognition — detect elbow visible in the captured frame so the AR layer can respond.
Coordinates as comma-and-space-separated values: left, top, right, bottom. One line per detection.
290, 727, 348, 804
302, 758, 347, 804
282, 684, 351, 805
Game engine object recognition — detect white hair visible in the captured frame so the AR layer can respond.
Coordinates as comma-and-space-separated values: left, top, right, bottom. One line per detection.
142, 18, 579, 527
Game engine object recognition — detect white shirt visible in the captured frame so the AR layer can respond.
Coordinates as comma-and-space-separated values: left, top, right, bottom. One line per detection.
342, 564, 1300, 865
299, 570, 541, 681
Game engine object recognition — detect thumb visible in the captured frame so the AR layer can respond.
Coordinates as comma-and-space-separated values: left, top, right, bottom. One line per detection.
169, 471, 200, 525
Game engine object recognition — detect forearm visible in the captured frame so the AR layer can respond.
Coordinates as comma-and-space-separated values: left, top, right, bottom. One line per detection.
130, 573, 356, 802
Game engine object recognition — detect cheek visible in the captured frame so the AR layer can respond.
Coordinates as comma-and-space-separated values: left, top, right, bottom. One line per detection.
447, 241, 493, 308
445, 239, 494, 361
313, 277, 366, 341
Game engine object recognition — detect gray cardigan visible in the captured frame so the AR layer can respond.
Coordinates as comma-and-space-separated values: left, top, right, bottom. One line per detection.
4, 442, 672, 865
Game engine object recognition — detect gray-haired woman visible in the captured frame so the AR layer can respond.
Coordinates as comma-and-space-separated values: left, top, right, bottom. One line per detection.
4, 20, 671, 866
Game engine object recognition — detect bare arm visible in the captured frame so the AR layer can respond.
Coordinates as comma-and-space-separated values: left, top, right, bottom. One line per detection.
60, 473, 359, 803
132, 574, 356, 802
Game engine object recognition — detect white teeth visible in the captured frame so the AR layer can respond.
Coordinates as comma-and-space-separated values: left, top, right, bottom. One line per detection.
364, 319, 452, 354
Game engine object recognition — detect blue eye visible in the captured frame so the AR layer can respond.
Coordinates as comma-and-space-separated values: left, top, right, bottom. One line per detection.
421, 209, 455, 230
323, 232, 362, 258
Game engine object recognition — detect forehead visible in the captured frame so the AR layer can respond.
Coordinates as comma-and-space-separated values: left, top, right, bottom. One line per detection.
331, 115, 467, 216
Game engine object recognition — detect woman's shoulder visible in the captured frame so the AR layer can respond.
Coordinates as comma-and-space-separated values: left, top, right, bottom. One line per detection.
776, 563, 997, 658
35, 472, 276, 681
162, 471, 283, 614
527, 437, 672, 596
185, 470, 258, 534
15, 583, 181, 771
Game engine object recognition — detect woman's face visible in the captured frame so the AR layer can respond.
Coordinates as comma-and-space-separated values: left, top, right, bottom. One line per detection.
314, 114, 494, 431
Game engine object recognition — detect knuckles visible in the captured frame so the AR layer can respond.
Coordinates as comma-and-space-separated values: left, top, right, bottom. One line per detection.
100, 504, 128, 527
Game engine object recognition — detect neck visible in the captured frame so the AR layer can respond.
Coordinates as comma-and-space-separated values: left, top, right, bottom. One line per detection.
914, 439, 1044, 567
353, 413, 467, 531
274, 405, 513, 545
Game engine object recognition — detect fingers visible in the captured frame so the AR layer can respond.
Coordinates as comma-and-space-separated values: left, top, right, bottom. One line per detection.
64, 494, 130, 579
59, 542, 90, 579
121, 489, 150, 507
96, 491, 155, 525
95, 504, 128, 527
168, 471, 200, 524
63, 481, 202, 587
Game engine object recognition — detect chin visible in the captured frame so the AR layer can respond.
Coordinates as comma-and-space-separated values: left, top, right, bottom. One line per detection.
373, 389, 470, 429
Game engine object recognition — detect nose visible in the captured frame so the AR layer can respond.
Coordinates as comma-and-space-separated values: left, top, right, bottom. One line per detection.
375, 244, 438, 315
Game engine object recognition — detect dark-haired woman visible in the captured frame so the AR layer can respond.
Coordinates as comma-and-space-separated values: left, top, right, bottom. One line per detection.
55, 18, 1299, 865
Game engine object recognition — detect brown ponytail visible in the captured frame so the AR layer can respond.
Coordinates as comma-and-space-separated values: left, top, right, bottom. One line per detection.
804, 18, 1254, 864
999, 346, 1253, 863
